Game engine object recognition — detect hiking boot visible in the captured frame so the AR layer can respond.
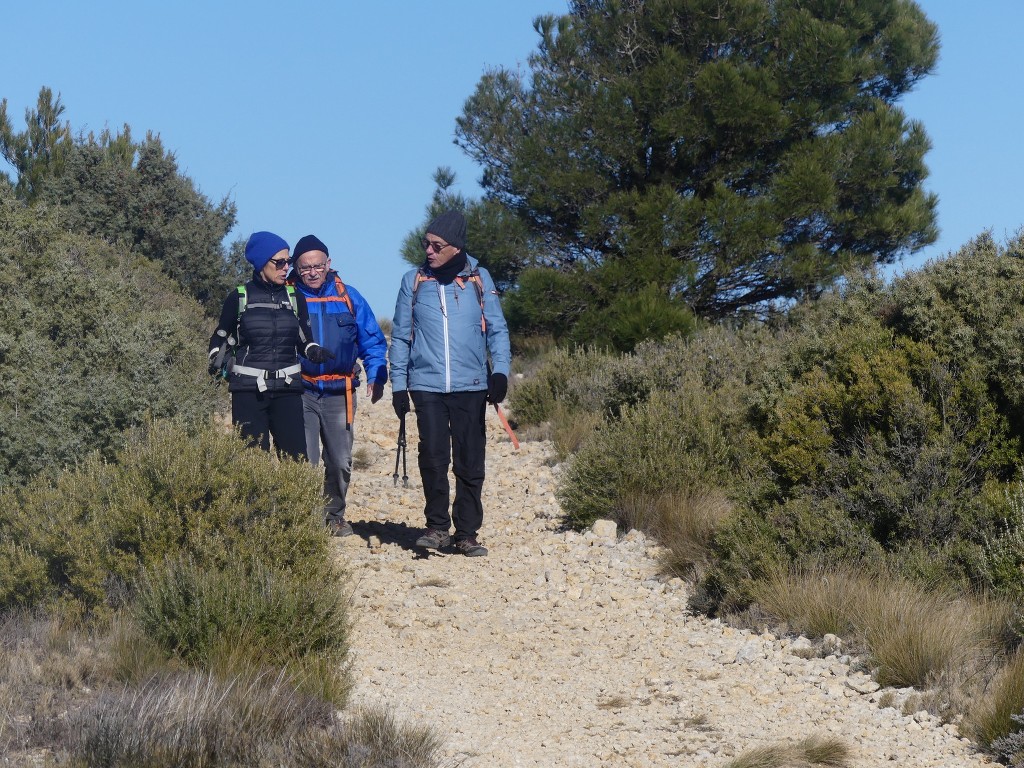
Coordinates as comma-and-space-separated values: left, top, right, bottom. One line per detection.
455, 537, 488, 557
415, 529, 451, 549
328, 520, 354, 537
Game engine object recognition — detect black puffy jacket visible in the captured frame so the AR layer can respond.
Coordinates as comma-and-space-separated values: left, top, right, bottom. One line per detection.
209, 272, 315, 394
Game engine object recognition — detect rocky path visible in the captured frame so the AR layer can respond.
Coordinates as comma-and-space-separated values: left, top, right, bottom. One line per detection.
336, 397, 993, 767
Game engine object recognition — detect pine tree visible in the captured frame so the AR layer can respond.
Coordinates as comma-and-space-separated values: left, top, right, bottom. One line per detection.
456, 0, 940, 343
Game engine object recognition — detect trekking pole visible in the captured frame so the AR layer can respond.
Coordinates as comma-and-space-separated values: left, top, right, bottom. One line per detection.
393, 415, 409, 487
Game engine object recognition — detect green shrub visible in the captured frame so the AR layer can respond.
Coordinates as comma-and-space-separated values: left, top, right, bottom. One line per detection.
558, 388, 747, 529
887, 233, 1024, 441
509, 345, 638, 426
0, 418, 328, 617
694, 497, 885, 616
0, 186, 217, 487
979, 480, 1024, 600
132, 555, 350, 702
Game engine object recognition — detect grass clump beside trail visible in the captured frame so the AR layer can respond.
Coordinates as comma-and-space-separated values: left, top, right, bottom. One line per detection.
0, 419, 442, 766
724, 734, 851, 768
510, 233, 1024, 754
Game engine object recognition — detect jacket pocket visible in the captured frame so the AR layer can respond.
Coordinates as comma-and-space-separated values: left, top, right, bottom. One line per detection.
333, 312, 359, 371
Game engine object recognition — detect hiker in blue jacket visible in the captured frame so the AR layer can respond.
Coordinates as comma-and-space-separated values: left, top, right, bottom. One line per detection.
208, 231, 332, 459
389, 210, 511, 557
291, 235, 389, 537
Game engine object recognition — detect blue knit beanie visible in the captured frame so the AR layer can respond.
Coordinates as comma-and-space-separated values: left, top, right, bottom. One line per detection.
245, 231, 289, 272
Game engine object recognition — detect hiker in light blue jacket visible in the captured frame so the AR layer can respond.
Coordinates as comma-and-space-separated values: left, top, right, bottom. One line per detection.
389, 210, 511, 557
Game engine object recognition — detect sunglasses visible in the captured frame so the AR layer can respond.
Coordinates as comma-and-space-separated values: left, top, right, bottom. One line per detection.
297, 263, 328, 275
421, 237, 450, 254
267, 257, 290, 270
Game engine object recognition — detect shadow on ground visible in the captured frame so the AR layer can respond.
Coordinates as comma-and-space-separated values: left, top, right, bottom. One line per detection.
349, 519, 452, 558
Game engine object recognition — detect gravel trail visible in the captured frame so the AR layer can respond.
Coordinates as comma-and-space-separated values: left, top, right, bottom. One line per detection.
336, 397, 993, 767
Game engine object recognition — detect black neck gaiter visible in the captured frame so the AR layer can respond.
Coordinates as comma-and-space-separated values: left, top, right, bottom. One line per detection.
426, 250, 467, 285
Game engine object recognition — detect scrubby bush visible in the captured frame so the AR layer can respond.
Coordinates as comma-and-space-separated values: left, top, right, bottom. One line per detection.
886, 233, 1024, 441
133, 555, 351, 702
977, 481, 1024, 601
542, 234, 1024, 620
509, 344, 645, 426
558, 388, 749, 529
0, 418, 328, 617
0, 186, 217, 487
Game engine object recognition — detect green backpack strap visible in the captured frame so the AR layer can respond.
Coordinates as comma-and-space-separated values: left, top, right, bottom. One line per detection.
285, 284, 298, 317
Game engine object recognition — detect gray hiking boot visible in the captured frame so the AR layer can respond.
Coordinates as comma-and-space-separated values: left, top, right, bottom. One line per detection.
455, 537, 488, 557
415, 528, 451, 549
328, 520, 354, 537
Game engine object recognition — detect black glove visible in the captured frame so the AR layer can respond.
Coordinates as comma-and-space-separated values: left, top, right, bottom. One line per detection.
487, 373, 508, 405
392, 390, 410, 418
208, 349, 219, 377
305, 344, 335, 364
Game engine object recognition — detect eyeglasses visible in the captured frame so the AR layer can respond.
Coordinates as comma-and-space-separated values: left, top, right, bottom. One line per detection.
297, 263, 328, 275
267, 257, 290, 270
421, 237, 450, 254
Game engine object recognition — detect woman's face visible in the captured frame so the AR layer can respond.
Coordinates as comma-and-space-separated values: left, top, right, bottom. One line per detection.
260, 248, 291, 285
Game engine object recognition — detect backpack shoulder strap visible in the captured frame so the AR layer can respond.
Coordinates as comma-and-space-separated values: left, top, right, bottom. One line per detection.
454, 268, 487, 334
333, 276, 355, 314
285, 284, 299, 317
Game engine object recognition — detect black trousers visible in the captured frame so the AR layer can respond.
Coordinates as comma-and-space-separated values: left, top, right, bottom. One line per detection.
411, 390, 488, 541
231, 390, 307, 461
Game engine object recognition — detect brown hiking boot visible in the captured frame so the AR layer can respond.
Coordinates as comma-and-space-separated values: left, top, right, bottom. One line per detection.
415, 529, 451, 549
455, 537, 488, 557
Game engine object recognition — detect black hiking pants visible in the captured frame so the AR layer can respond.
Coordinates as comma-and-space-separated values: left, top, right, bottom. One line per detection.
411, 390, 487, 541
231, 390, 308, 461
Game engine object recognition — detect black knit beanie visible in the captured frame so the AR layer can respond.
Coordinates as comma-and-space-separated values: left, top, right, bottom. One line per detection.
425, 210, 467, 251
293, 234, 329, 260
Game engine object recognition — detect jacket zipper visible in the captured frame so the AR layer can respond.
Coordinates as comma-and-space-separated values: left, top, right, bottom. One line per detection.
438, 282, 451, 392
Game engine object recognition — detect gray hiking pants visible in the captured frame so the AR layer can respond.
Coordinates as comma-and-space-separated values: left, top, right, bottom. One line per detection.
302, 389, 357, 523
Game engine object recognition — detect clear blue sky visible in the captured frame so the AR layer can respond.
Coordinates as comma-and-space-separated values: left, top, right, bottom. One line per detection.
1, 1, 1017, 316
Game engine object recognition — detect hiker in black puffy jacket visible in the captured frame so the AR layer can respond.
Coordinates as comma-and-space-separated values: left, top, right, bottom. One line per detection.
208, 231, 332, 459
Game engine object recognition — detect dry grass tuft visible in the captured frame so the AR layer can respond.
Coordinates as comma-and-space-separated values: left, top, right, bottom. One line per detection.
551, 402, 603, 460
71, 666, 334, 766
751, 565, 1012, 691
596, 693, 632, 710
749, 565, 868, 641
965, 647, 1024, 747
619, 488, 732, 578
414, 577, 451, 589
724, 733, 852, 768
352, 445, 374, 471
684, 713, 715, 731
860, 586, 1002, 691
